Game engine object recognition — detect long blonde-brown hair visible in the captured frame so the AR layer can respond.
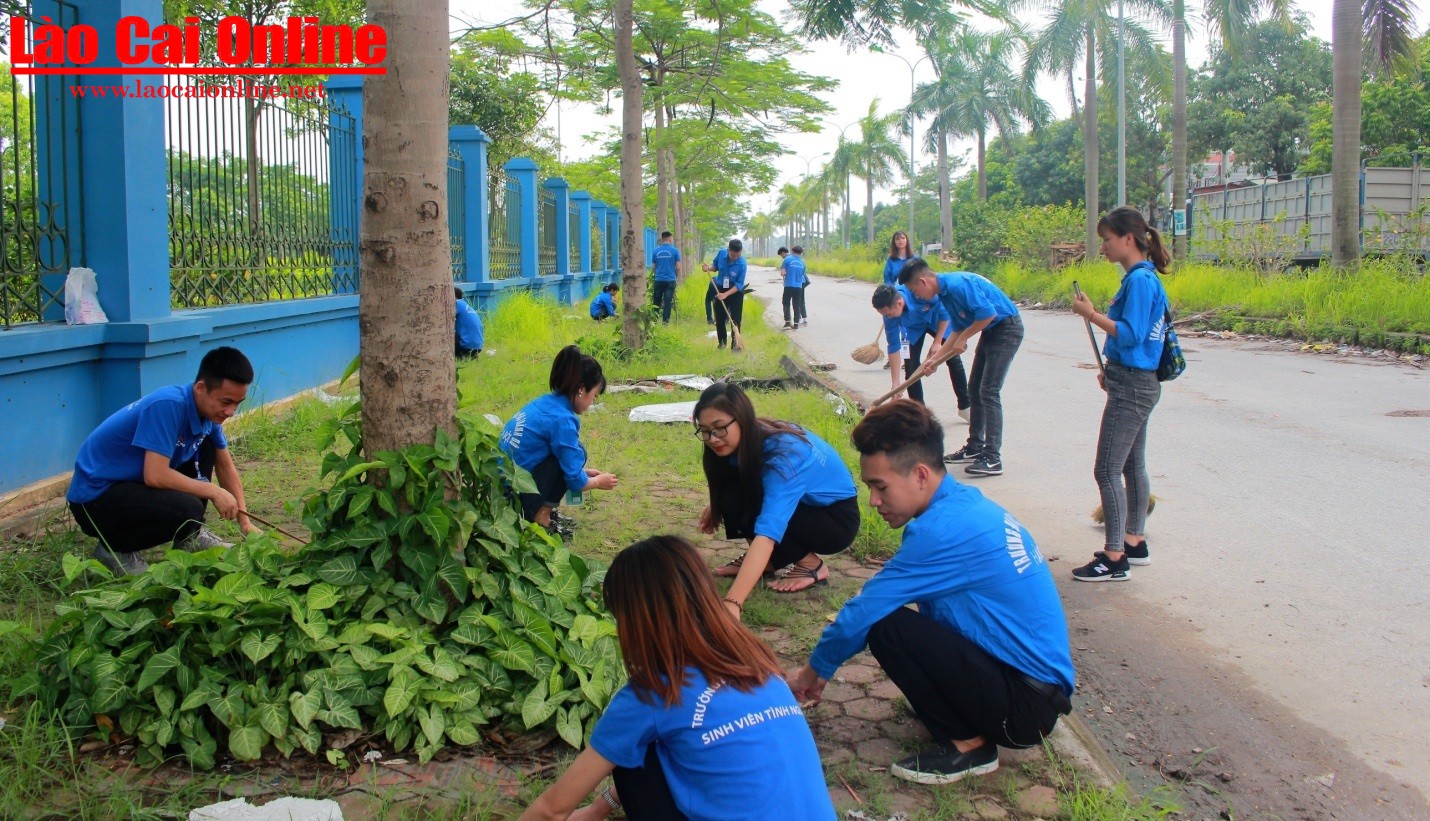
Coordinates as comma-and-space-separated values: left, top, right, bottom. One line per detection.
603, 535, 782, 706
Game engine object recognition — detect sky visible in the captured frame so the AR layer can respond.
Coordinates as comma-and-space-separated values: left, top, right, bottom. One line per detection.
451, 1, 1368, 217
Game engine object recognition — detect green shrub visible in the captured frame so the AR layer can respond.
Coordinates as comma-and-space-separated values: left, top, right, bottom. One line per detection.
10, 408, 622, 769
1003, 203, 1085, 270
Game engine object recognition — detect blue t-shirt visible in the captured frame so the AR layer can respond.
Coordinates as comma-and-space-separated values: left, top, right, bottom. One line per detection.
710, 250, 747, 292
781, 255, 807, 288
935, 272, 1019, 333
652, 243, 682, 282
883, 255, 917, 287
883, 285, 951, 354
455, 298, 484, 352
500, 392, 588, 494
590, 668, 835, 821
590, 291, 616, 319
809, 475, 1075, 695
1103, 261, 1170, 370
739, 428, 857, 544
68, 384, 230, 504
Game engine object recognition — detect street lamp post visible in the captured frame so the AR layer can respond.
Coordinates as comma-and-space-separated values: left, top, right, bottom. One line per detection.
834, 121, 859, 250
1117, 0, 1127, 206
876, 50, 930, 249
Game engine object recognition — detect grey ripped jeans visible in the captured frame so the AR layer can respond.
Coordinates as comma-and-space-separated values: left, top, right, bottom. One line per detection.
1094, 362, 1161, 552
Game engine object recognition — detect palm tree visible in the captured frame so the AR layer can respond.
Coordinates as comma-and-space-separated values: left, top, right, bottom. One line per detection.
746, 212, 776, 256
824, 137, 859, 248
847, 100, 908, 244
1332, 0, 1421, 266
1021, 0, 1171, 253
914, 27, 1049, 204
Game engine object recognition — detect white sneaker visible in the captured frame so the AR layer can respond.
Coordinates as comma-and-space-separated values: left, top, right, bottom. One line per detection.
177, 526, 233, 552
958, 407, 971, 423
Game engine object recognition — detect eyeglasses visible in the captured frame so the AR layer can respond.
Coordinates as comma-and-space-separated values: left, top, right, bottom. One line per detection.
694, 419, 737, 442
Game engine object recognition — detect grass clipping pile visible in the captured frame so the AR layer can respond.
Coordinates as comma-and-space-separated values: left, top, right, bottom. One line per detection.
8, 407, 622, 769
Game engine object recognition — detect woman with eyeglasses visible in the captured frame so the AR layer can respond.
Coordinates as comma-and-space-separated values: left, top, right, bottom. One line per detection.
500, 345, 618, 531
519, 535, 835, 821
692, 383, 859, 608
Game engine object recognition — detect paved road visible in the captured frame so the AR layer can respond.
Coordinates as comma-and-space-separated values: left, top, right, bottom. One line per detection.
751, 264, 1430, 815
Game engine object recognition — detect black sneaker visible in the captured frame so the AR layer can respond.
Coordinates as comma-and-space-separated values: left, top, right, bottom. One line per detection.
1123, 540, 1150, 566
1072, 552, 1130, 582
783, 321, 793, 330
890, 743, 999, 786
964, 457, 1003, 476
944, 445, 981, 463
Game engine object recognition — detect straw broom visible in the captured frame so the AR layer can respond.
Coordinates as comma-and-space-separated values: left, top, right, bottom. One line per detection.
850, 327, 885, 365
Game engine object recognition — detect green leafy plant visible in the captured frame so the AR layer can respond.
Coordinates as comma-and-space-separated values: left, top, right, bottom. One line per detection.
9, 407, 622, 768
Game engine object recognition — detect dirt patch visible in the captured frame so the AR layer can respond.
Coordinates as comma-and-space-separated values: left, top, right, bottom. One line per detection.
1385, 409, 1430, 418
1063, 580, 1430, 819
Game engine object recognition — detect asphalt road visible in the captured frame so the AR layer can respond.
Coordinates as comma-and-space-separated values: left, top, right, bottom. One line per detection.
751, 263, 1430, 816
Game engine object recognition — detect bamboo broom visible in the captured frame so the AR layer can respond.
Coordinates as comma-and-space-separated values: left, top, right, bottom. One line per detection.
850, 326, 885, 365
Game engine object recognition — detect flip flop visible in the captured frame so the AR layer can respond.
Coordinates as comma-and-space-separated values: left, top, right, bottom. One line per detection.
714, 552, 780, 578
768, 559, 828, 593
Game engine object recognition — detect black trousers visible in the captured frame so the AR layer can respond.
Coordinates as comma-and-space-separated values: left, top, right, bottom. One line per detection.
713, 292, 744, 347
613, 743, 688, 820
718, 481, 859, 568
905, 330, 969, 409
704, 282, 718, 323
517, 456, 568, 520
782, 286, 802, 323
652, 280, 677, 324
798, 283, 808, 321
868, 607, 1067, 748
69, 439, 216, 554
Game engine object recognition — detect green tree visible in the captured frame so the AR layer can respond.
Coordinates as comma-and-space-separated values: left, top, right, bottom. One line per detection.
848, 100, 908, 244
1186, 17, 1332, 179
1021, 0, 1171, 252
1301, 33, 1430, 174
448, 33, 552, 176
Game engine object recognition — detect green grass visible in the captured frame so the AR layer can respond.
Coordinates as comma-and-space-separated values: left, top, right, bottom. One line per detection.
752, 254, 887, 283
992, 258, 1430, 353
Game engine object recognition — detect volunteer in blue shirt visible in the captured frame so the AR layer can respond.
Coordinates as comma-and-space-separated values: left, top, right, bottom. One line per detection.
702, 239, 746, 350
778, 245, 807, 329
882, 230, 916, 286
1070, 206, 1174, 582
901, 261, 1024, 477
454, 287, 484, 357
796, 248, 811, 327
694, 382, 859, 600
501, 345, 618, 530
650, 231, 682, 324
589, 283, 619, 321
788, 400, 1074, 786
66, 346, 258, 577
521, 536, 834, 821
871, 284, 970, 423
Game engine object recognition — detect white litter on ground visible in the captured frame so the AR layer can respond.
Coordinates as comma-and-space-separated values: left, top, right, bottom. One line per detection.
655, 374, 714, 390
189, 797, 344, 821
825, 392, 850, 416
628, 400, 698, 424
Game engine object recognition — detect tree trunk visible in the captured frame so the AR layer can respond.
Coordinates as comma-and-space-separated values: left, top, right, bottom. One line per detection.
1083, 27, 1099, 256
976, 127, 988, 201
865, 164, 875, 244
673, 179, 687, 278
614, 0, 645, 349
1330, 0, 1361, 267
1171, 0, 1187, 259
359, 0, 454, 457
938, 127, 952, 253
1067, 72, 1079, 119
654, 97, 669, 235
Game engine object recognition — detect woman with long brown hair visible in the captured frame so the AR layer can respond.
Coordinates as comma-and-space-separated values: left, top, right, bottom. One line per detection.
694, 382, 859, 601
520, 536, 834, 821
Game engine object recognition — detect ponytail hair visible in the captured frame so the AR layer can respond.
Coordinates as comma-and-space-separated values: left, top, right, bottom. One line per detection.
548, 345, 606, 400
1097, 206, 1172, 273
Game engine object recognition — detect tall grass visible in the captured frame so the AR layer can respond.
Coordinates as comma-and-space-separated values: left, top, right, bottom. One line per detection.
751, 254, 887, 283
990, 259, 1430, 352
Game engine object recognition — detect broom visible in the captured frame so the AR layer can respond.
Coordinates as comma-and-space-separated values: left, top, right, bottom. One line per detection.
716, 294, 743, 351
850, 327, 885, 365
869, 336, 964, 407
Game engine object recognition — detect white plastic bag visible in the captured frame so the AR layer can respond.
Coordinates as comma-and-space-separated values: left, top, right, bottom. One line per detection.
63, 267, 109, 325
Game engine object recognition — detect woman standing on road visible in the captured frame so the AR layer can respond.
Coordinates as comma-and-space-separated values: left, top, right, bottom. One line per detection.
1069, 206, 1173, 582
519, 535, 835, 821
882, 230, 916, 286
694, 382, 859, 601
500, 345, 618, 530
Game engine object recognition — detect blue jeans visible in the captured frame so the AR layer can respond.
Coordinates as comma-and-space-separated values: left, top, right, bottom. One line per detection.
963, 315, 1023, 462
652, 280, 677, 323
1094, 362, 1160, 552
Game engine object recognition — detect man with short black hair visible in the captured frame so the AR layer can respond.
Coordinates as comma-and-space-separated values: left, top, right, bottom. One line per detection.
67, 346, 260, 576
702, 239, 746, 350
788, 400, 1073, 786
650, 231, 682, 324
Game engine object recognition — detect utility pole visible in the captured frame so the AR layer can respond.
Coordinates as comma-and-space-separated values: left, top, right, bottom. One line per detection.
1117, 0, 1127, 206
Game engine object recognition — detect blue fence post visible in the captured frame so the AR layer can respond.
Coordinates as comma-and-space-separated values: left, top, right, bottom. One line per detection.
450, 126, 490, 286
645, 227, 657, 267
31, 0, 83, 321
544, 178, 571, 277
591, 200, 609, 272
608, 209, 621, 283
325, 76, 363, 295
571, 191, 593, 274
505, 158, 540, 281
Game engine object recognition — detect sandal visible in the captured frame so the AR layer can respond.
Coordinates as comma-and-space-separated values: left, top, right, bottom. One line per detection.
768, 559, 828, 593
714, 552, 780, 578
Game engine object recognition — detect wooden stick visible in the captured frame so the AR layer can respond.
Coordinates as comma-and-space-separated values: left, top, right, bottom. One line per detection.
869, 337, 965, 408
717, 293, 744, 350
238, 509, 310, 546
838, 774, 864, 805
